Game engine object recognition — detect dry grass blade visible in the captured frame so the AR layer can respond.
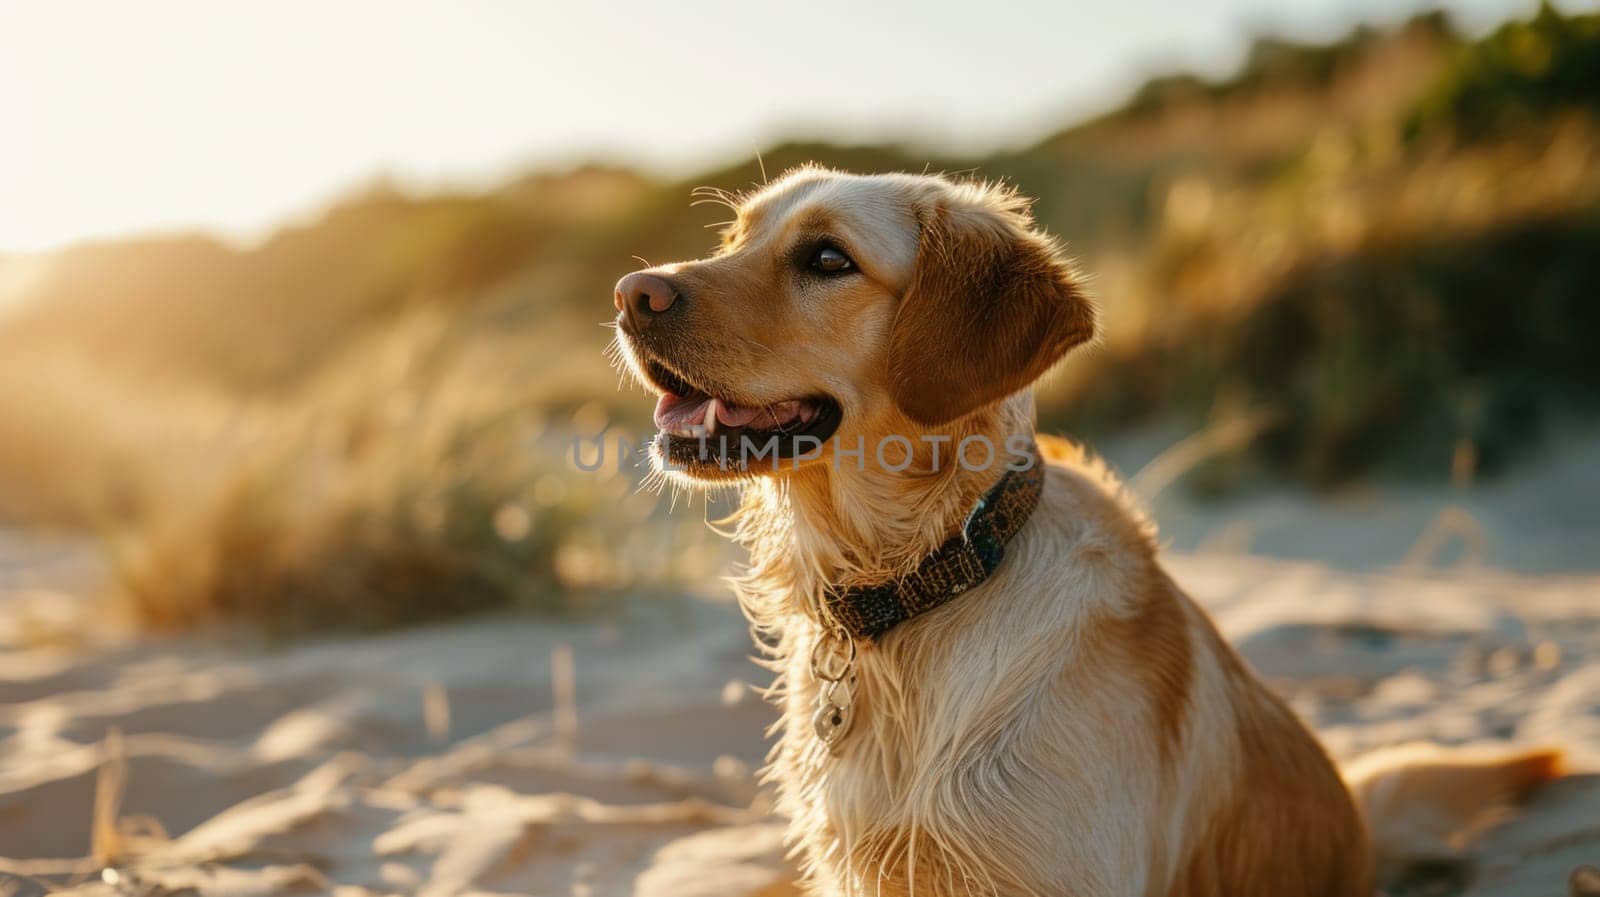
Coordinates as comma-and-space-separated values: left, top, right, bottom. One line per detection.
1402, 506, 1489, 571
1128, 408, 1282, 501
91, 729, 127, 867
552, 644, 578, 756
424, 682, 452, 742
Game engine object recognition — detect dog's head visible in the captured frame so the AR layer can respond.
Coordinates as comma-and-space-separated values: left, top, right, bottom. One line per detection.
610, 167, 1096, 482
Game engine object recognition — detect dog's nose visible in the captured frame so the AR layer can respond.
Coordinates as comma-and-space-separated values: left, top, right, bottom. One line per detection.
614, 272, 681, 323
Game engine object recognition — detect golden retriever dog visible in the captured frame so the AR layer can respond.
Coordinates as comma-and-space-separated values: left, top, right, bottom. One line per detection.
608, 166, 1561, 896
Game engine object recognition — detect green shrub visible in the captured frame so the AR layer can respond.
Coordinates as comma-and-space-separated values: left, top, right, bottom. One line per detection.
1410, 4, 1600, 139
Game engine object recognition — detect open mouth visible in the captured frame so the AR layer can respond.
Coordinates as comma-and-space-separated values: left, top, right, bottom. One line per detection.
643, 357, 842, 471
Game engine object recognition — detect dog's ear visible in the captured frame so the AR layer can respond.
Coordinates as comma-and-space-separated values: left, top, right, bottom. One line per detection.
886, 187, 1096, 426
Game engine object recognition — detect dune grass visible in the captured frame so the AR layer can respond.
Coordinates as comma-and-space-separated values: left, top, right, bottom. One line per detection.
0, 6, 1595, 632
92, 306, 727, 633
1044, 114, 1600, 485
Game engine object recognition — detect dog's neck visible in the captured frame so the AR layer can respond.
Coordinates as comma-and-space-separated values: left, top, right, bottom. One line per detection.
730, 394, 1037, 631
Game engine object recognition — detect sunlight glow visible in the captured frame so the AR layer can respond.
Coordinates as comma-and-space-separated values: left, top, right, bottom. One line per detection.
0, 0, 1545, 253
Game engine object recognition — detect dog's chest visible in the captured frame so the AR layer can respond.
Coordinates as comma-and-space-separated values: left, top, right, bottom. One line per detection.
772, 622, 1162, 896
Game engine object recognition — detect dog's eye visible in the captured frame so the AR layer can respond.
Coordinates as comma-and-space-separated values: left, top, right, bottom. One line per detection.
809, 245, 854, 274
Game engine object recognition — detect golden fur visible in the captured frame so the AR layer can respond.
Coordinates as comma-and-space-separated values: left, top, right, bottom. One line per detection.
611, 167, 1561, 895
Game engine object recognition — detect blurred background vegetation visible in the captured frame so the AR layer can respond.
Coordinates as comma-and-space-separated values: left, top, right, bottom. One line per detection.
0, 5, 1596, 633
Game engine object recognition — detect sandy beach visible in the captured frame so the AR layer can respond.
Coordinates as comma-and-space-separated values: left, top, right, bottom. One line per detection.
0, 535, 1595, 896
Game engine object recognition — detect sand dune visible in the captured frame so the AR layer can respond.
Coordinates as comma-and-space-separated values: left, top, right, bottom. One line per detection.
0, 551, 1596, 896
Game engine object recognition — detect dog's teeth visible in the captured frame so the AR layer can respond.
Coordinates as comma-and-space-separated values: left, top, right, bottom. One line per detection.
704, 398, 719, 435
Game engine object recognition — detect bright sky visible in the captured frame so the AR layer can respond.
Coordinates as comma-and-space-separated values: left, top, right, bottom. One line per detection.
0, 0, 1553, 253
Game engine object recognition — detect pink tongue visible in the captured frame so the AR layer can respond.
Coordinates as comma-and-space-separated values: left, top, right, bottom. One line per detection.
717, 399, 806, 428
653, 393, 710, 431
655, 395, 811, 432
715, 402, 763, 427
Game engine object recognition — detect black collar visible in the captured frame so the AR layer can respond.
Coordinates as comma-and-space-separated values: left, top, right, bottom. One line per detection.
822, 442, 1045, 641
